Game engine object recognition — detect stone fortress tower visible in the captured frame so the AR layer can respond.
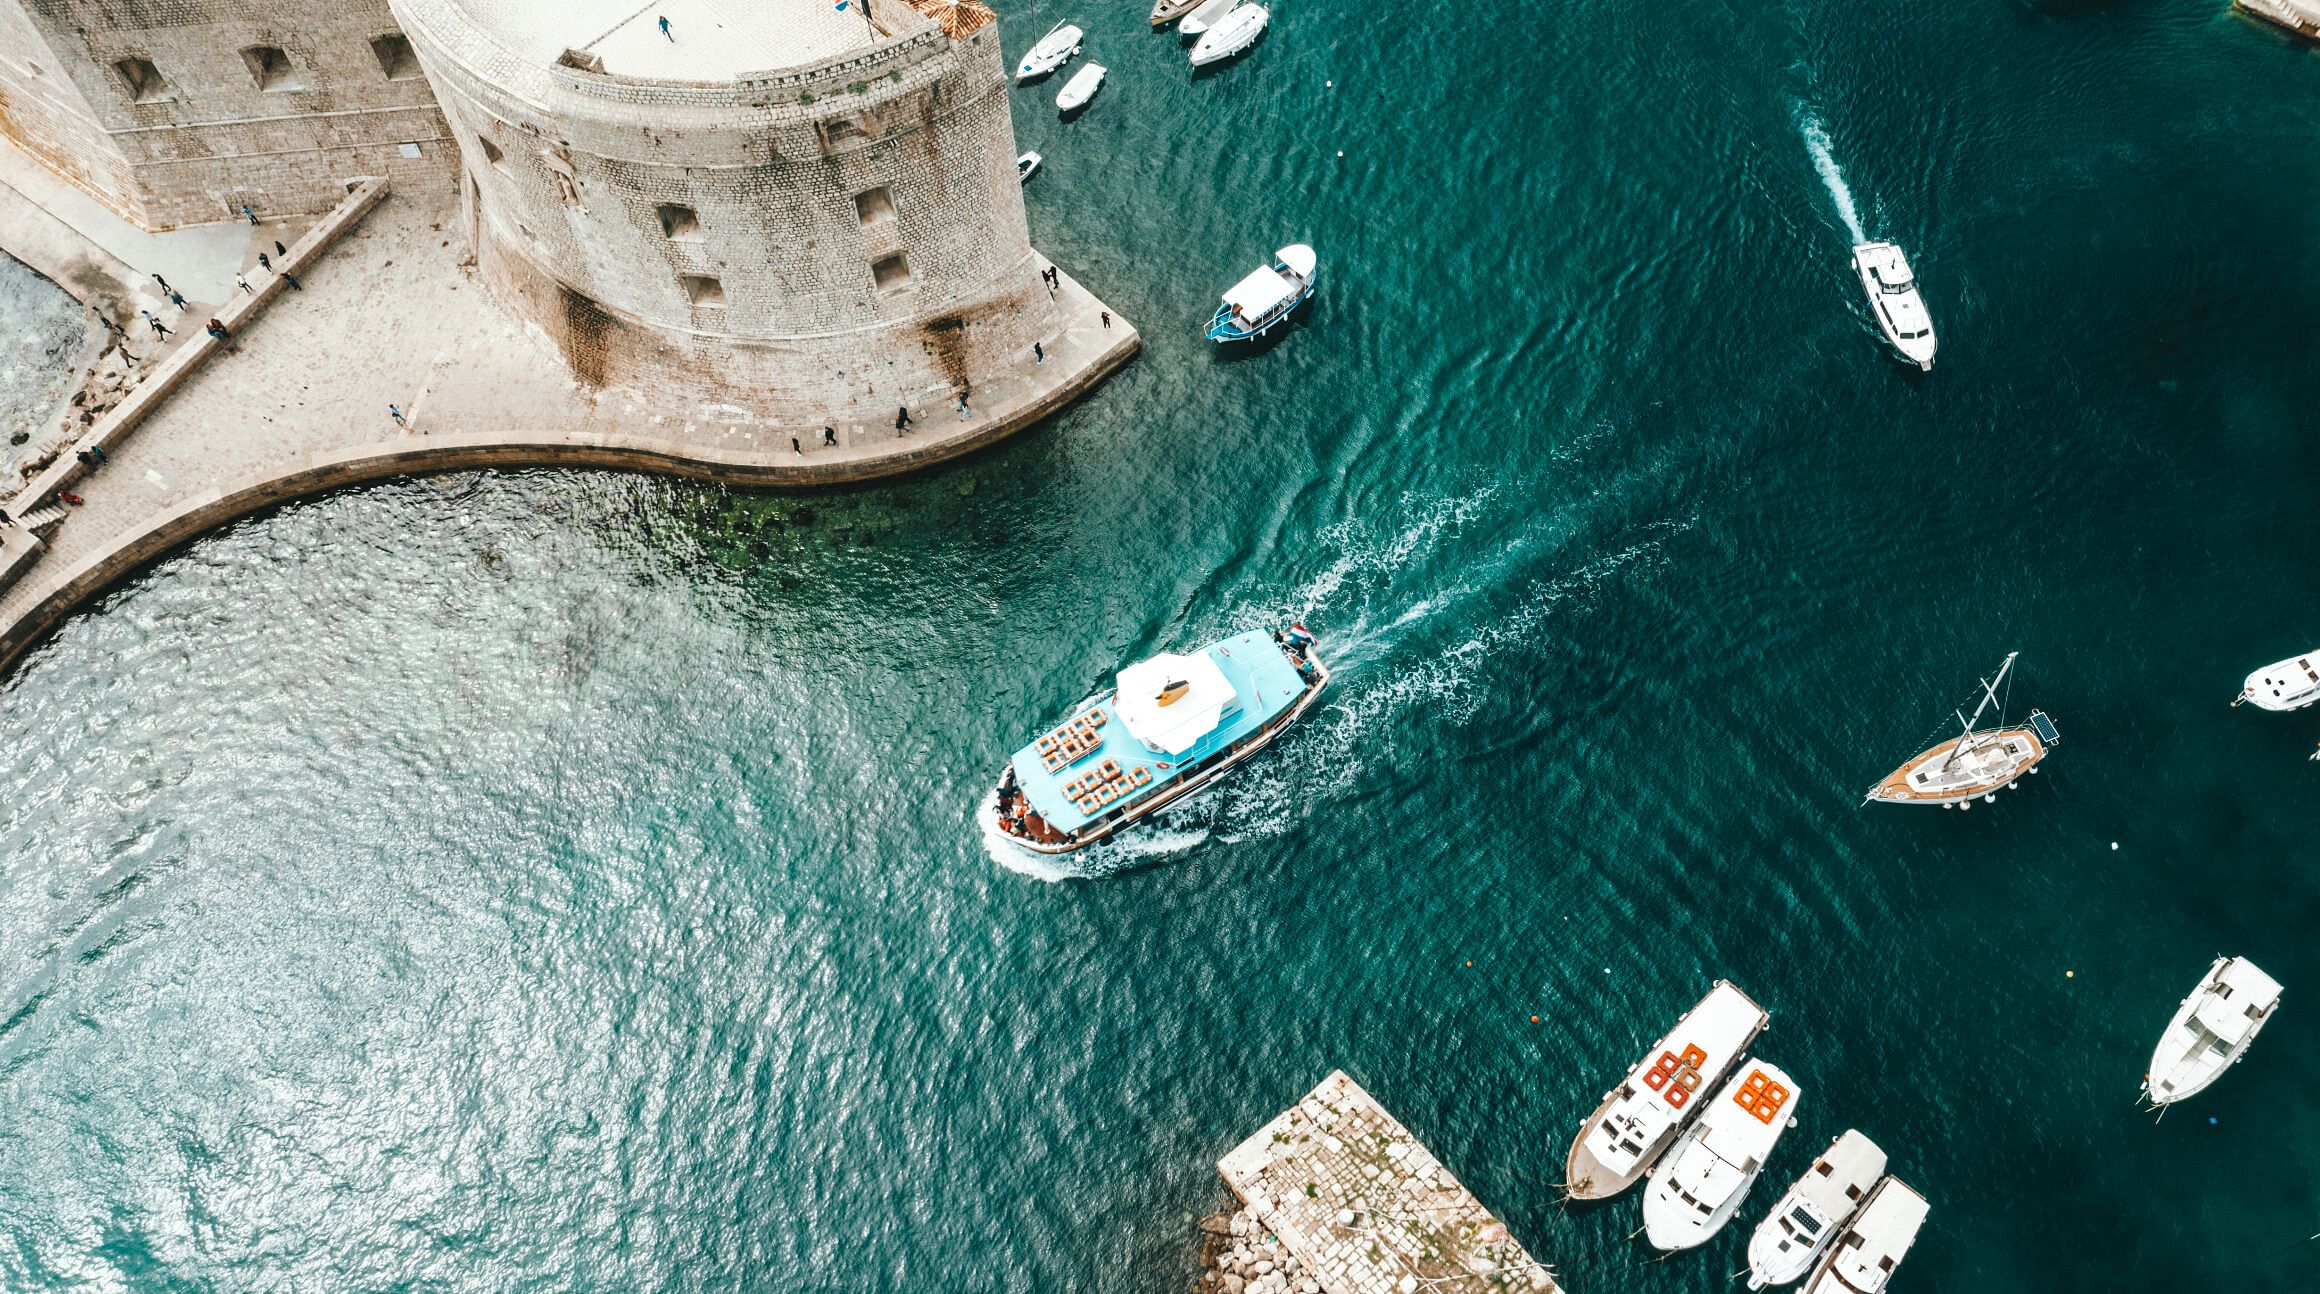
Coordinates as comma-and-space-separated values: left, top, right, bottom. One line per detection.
388, 0, 1118, 422
0, 0, 449, 228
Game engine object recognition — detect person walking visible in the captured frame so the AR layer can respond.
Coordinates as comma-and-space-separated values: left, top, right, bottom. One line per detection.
204, 318, 231, 340
1100, 310, 1111, 329
151, 272, 172, 294
1033, 340, 1044, 365
822, 425, 837, 447
658, 14, 673, 39
791, 436, 802, 455
236, 275, 255, 295
388, 404, 407, 427
147, 315, 172, 338
257, 252, 272, 273
166, 290, 187, 310
956, 392, 970, 420
895, 405, 912, 435
241, 204, 258, 226
280, 272, 302, 291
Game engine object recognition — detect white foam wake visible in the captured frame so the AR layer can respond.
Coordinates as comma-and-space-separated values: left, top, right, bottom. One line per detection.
1799, 110, 1867, 244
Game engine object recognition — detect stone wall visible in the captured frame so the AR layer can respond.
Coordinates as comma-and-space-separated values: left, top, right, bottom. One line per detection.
392, 0, 1068, 423
0, 0, 452, 229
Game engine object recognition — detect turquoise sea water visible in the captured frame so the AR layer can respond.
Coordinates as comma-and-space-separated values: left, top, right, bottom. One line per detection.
5, 2, 2320, 1289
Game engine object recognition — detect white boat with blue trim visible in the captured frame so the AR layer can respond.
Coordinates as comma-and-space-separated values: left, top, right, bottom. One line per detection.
991, 626, 1328, 853
1206, 244, 1316, 343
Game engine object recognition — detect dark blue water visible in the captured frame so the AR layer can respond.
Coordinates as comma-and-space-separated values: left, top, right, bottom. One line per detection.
5, 2, 2320, 1289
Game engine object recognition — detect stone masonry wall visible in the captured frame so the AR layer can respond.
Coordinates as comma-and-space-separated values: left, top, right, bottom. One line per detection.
0, 0, 452, 229
393, 0, 1059, 419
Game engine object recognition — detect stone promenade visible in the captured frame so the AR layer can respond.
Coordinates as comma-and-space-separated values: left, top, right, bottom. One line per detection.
0, 175, 1138, 679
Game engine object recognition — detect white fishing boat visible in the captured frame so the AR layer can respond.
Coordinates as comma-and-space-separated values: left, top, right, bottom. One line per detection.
1014, 22, 1083, 83
1863, 652, 2058, 809
1189, 2, 1268, 65
1641, 1057, 1800, 1251
1151, 0, 1205, 26
1177, 0, 1235, 38
2234, 651, 2320, 711
1055, 62, 1106, 112
1745, 1130, 1888, 1289
1016, 151, 1042, 183
1802, 1177, 1927, 1294
2143, 956, 2282, 1106
1564, 980, 1768, 1201
1206, 244, 1316, 342
1850, 241, 1936, 371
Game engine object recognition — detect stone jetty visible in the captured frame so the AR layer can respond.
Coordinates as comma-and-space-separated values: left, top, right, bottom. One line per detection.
2238, 0, 2320, 37
1205, 1071, 1560, 1294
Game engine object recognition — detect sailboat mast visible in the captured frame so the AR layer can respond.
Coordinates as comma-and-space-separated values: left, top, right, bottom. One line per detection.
1940, 651, 2018, 771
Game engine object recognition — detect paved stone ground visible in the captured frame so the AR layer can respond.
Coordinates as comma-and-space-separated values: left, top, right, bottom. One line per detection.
0, 181, 1137, 676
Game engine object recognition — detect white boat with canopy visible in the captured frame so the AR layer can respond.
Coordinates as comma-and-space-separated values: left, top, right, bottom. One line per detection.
1745, 1130, 1887, 1289
1851, 241, 1936, 370
1206, 244, 1316, 342
2234, 650, 2320, 711
1864, 652, 2058, 809
1015, 22, 1082, 82
1802, 1177, 1928, 1294
2143, 956, 2282, 1106
1056, 62, 1106, 112
1642, 1057, 1801, 1251
1189, 2, 1268, 65
1178, 0, 1235, 38
1564, 980, 1768, 1201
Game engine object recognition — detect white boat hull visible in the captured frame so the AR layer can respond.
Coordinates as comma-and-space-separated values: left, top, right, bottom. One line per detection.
2143, 956, 2283, 1105
1189, 3, 1268, 65
2237, 651, 2320, 711
1178, 0, 1235, 36
1851, 241, 1936, 370
1014, 25, 1083, 82
1056, 63, 1107, 112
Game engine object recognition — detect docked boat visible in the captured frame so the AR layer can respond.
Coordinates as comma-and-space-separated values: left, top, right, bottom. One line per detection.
1850, 241, 1936, 371
1177, 0, 1235, 38
1016, 151, 1042, 183
2143, 956, 2282, 1106
1015, 22, 1082, 83
1863, 651, 2057, 809
1564, 980, 1768, 1201
2234, 651, 2320, 711
1745, 1130, 1888, 1289
989, 626, 1328, 854
1206, 245, 1316, 343
1641, 1058, 1801, 1251
1189, 2, 1268, 65
1151, 0, 1204, 26
1802, 1177, 1927, 1294
1055, 62, 1106, 112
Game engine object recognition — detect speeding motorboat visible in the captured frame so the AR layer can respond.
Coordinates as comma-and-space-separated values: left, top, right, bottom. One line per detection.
1015, 22, 1082, 82
1206, 244, 1316, 343
1189, 2, 1268, 65
1851, 241, 1936, 370
1056, 62, 1106, 113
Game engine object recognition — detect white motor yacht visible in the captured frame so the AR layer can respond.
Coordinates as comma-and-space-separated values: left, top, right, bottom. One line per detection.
1055, 62, 1106, 113
1850, 241, 1936, 371
1642, 1057, 1801, 1250
1014, 22, 1082, 83
2235, 651, 2320, 711
1564, 980, 1768, 1201
1189, 2, 1268, 65
2143, 956, 2283, 1106
1177, 0, 1235, 38
1745, 1130, 1887, 1289
1802, 1177, 1928, 1294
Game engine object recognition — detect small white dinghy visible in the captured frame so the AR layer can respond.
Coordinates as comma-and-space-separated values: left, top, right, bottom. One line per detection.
1189, 2, 1268, 65
1744, 1129, 1887, 1289
2143, 956, 2283, 1106
1177, 0, 1235, 38
1850, 240, 1936, 370
1056, 62, 1106, 113
1015, 22, 1082, 83
1016, 151, 1041, 183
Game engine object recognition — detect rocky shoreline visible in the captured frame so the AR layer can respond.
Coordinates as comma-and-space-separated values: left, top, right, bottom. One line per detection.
1195, 1202, 1323, 1294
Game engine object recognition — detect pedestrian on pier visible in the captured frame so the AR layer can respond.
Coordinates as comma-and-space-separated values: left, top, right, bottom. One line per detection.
147, 316, 172, 338
823, 425, 837, 447
205, 318, 231, 340
791, 436, 802, 454
166, 290, 187, 310
236, 276, 255, 295
895, 405, 912, 434
88, 444, 107, 465
241, 204, 258, 226
658, 14, 673, 39
151, 272, 172, 294
1100, 311, 1111, 328
1033, 340, 1044, 365
281, 272, 302, 291
389, 404, 407, 427
257, 252, 272, 273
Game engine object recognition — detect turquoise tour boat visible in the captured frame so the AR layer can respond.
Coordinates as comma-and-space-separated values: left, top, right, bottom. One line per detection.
991, 625, 1328, 853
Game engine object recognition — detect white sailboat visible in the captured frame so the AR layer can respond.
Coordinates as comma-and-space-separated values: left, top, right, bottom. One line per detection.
1055, 62, 1106, 112
1641, 1057, 1801, 1251
1851, 241, 1936, 370
1014, 22, 1083, 83
1745, 1130, 1887, 1289
2143, 956, 2282, 1106
1564, 980, 1769, 1201
1864, 652, 2058, 809
2234, 650, 2320, 711
1189, 2, 1268, 66
1802, 1177, 1928, 1294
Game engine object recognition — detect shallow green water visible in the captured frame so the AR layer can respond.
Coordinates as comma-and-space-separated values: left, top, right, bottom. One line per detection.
6, 2, 2320, 1289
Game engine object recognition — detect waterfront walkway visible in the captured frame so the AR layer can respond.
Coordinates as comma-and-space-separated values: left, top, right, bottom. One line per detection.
0, 167, 1138, 680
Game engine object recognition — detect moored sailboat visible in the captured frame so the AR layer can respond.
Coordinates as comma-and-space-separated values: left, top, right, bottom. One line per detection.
1864, 652, 2057, 809
1564, 980, 1768, 1201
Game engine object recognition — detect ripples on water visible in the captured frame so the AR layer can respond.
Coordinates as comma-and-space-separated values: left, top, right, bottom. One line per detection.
7, 1, 2320, 1290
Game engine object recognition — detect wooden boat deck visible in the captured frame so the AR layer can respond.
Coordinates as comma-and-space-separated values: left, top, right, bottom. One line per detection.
1868, 727, 2045, 804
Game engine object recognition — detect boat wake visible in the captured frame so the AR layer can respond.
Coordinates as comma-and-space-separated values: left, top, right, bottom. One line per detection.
979, 803, 1211, 883
1798, 108, 1867, 244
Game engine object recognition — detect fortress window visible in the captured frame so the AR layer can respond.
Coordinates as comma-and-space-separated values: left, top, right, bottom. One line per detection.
853, 187, 897, 227
871, 254, 912, 294
680, 275, 726, 308
113, 57, 169, 104
241, 46, 301, 93
656, 204, 702, 241
370, 34, 421, 81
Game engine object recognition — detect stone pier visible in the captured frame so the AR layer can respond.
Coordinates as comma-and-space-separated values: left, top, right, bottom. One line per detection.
2236, 0, 2320, 37
1209, 1071, 1561, 1294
